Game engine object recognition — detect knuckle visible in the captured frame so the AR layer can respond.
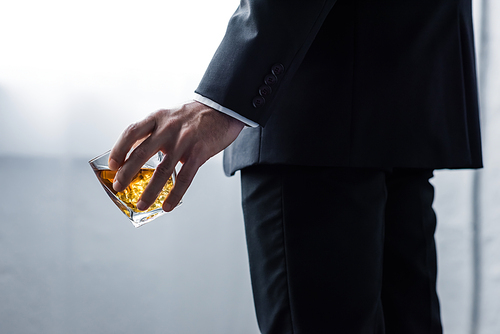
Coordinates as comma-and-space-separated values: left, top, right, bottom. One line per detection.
133, 146, 149, 161
154, 163, 171, 179
175, 172, 192, 187
181, 126, 195, 138
145, 113, 157, 127
124, 122, 140, 138
156, 109, 168, 117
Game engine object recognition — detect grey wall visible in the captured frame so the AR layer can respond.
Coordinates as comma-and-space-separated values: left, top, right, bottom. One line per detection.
0, 156, 259, 334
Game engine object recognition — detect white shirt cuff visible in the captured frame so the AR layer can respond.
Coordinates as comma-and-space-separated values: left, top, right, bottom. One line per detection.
193, 93, 259, 128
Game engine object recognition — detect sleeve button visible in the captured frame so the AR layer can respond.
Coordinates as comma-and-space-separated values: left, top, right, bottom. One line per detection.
259, 85, 272, 96
252, 96, 266, 108
271, 63, 285, 76
264, 74, 277, 86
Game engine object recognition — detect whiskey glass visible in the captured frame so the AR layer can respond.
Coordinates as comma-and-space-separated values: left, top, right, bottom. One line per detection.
89, 150, 178, 227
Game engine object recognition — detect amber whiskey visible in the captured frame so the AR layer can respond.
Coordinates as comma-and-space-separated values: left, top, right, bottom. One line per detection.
98, 169, 173, 212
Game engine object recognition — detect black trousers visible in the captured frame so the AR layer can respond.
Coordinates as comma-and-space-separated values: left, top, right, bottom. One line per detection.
241, 165, 442, 334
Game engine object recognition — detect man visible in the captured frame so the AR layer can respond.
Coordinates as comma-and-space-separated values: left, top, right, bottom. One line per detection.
109, 0, 482, 333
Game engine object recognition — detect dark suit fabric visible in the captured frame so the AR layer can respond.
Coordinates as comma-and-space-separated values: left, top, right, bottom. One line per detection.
195, 0, 482, 333
241, 165, 442, 334
196, 0, 482, 173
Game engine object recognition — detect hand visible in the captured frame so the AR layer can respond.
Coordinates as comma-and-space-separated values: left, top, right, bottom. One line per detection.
108, 101, 244, 212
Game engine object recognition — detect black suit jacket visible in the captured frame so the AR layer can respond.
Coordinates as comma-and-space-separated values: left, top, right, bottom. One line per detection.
195, 0, 483, 175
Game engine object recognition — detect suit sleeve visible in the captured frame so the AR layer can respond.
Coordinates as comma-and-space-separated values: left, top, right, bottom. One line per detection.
195, 0, 338, 127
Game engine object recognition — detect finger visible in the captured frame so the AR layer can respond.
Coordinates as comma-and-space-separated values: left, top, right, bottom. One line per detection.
136, 153, 178, 211
112, 135, 158, 192
108, 115, 156, 171
162, 160, 200, 212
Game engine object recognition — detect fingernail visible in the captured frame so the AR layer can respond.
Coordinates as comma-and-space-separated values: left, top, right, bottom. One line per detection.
163, 203, 172, 212
113, 179, 123, 192
137, 200, 148, 211
108, 158, 119, 170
